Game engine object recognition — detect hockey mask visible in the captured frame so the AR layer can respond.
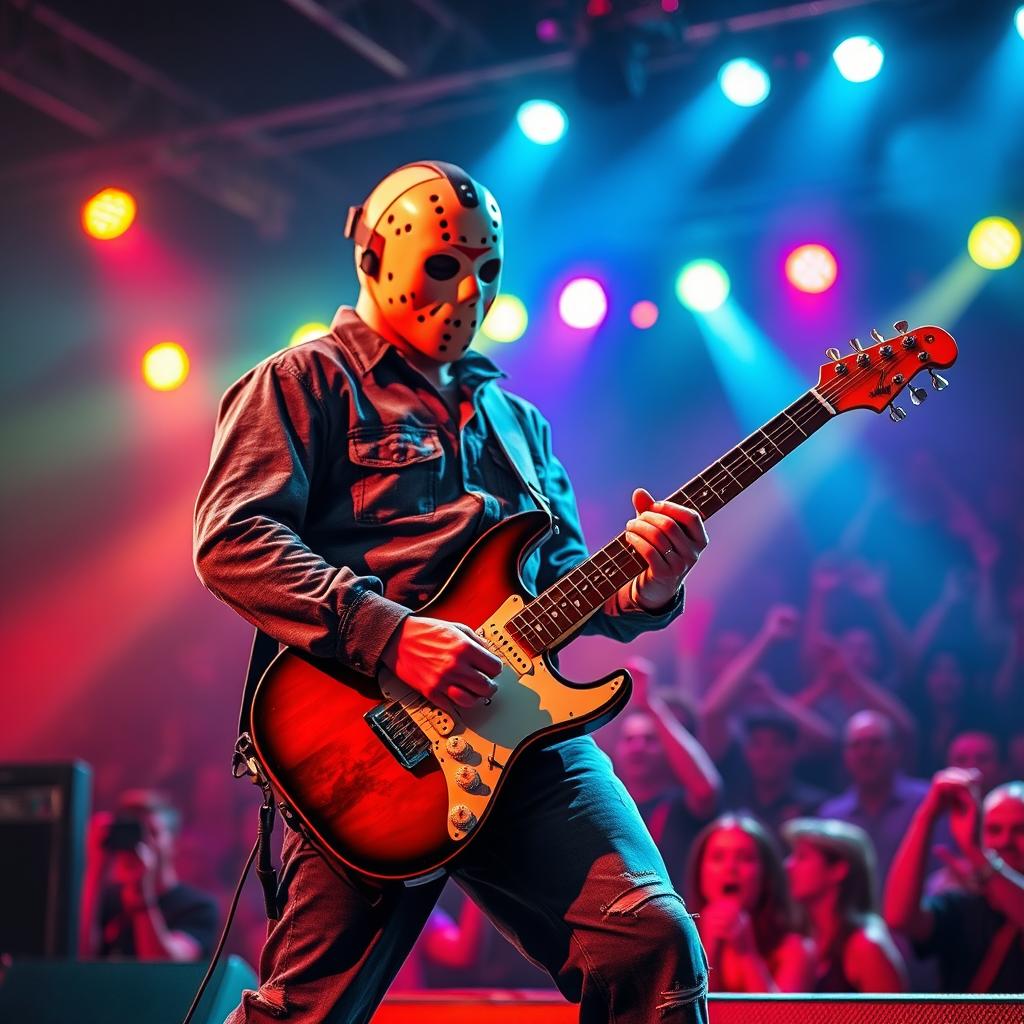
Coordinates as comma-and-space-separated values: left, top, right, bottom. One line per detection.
346, 162, 503, 361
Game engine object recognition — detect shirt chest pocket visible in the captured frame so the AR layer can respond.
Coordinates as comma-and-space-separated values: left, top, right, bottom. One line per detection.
347, 425, 443, 524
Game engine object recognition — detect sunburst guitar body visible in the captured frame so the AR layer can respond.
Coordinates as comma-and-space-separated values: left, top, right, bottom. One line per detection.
250, 509, 631, 881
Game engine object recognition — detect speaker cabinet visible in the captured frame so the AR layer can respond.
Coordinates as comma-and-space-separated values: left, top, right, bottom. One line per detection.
0, 762, 90, 956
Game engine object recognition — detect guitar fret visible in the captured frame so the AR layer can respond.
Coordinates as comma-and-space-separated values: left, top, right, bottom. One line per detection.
782, 410, 807, 436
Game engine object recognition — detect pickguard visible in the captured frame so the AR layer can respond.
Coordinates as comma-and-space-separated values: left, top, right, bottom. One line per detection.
378, 593, 626, 841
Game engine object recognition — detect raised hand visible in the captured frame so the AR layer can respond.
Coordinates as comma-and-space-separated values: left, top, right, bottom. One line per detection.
762, 604, 800, 642
926, 767, 982, 858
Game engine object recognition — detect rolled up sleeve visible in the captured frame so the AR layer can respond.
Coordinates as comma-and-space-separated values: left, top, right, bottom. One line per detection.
193, 358, 408, 675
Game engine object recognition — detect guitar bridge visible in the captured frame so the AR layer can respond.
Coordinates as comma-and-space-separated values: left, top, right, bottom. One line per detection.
364, 702, 431, 770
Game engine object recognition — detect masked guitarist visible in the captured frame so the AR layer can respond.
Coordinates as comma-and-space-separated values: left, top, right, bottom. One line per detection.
194, 161, 710, 1024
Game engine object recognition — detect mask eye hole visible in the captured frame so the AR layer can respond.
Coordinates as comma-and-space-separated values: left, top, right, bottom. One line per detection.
479, 258, 501, 284
424, 254, 460, 280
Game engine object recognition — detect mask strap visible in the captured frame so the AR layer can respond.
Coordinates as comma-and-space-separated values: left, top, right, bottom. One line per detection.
345, 205, 384, 279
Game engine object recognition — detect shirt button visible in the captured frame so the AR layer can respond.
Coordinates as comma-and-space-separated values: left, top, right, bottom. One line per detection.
417, 592, 429, 603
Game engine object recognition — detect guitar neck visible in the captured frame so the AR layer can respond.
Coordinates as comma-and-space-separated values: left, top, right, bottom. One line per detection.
506, 388, 835, 656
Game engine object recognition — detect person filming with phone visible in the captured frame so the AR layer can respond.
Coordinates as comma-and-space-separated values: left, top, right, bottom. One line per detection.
79, 789, 218, 961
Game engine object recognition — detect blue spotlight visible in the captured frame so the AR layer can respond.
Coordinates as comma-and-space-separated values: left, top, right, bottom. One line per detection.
516, 100, 568, 144
1016, 5, 1024, 40
718, 58, 771, 107
832, 36, 885, 82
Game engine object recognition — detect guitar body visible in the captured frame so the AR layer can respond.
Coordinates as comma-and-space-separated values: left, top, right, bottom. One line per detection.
249, 509, 632, 881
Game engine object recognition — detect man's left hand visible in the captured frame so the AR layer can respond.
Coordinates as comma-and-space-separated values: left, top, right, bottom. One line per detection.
625, 488, 708, 612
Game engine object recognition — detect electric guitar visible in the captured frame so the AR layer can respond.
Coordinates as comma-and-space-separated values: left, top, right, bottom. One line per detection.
249, 323, 957, 880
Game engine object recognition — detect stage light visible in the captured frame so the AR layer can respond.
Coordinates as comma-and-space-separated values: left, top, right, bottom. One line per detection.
785, 244, 838, 293
630, 300, 659, 329
968, 216, 1021, 270
1016, 6, 1024, 40
676, 260, 730, 313
832, 36, 885, 82
142, 342, 189, 391
558, 278, 608, 329
481, 294, 528, 342
536, 18, 561, 43
289, 321, 330, 347
516, 100, 568, 144
718, 59, 770, 107
82, 187, 136, 240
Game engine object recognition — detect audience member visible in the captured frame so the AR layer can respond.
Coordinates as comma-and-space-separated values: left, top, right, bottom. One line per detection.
783, 818, 906, 992
906, 650, 973, 776
948, 729, 1005, 797
885, 773, 1024, 993
612, 658, 722, 892
795, 640, 916, 743
818, 711, 931, 881
685, 815, 814, 992
726, 710, 830, 842
926, 729, 1007, 897
390, 896, 489, 990
700, 604, 835, 763
80, 789, 218, 960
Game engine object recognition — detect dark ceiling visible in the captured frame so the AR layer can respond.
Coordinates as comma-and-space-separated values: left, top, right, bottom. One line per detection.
0, 0, 1003, 237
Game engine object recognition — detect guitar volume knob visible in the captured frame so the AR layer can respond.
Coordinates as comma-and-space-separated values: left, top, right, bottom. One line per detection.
449, 804, 477, 832
445, 735, 472, 762
455, 765, 482, 792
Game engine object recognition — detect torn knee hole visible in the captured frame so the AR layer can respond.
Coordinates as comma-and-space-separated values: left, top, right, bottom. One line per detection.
244, 985, 288, 1018
656, 977, 708, 1014
601, 878, 682, 917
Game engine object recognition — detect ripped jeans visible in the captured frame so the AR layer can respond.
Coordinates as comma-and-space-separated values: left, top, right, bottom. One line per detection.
225, 736, 709, 1024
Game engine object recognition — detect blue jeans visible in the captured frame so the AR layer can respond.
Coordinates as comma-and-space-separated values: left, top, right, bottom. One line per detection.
226, 736, 709, 1023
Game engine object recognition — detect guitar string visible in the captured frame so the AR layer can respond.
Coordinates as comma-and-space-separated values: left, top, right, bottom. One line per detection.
511, 345, 932, 646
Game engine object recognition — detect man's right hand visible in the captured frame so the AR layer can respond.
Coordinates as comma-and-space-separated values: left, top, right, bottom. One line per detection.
379, 615, 503, 715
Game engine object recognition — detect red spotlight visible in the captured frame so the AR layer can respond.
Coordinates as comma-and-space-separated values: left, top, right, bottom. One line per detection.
785, 243, 837, 293
82, 187, 137, 240
630, 300, 659, 329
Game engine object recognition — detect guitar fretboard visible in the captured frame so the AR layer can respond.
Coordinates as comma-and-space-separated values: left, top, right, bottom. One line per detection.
505, 389, 834, 655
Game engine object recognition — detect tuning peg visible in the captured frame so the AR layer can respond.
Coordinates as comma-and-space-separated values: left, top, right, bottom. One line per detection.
870, 328, 885, 344
929, 369, 949, 391
826, 347, 842, 361
909, 383, 927, 405
893, 320, 909, 334
888, 403, 908, 422
849, 337, 864, 351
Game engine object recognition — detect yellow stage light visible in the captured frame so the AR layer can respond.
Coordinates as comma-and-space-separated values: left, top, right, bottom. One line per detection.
289, 322, 330, 347
82, 188, 137, 240
481, 294, 528, 342
968, 217, 1021, 270
142, 342, 190, 391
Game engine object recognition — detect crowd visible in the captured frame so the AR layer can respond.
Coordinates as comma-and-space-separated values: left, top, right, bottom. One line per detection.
80, 468, 1024, 995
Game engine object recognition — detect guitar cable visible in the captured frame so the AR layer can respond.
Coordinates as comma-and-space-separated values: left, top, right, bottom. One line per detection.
181, 762, 279, 1024
181, 835, 258, 1024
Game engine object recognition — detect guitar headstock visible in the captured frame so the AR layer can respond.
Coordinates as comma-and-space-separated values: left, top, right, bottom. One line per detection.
815, 323, 957, 420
